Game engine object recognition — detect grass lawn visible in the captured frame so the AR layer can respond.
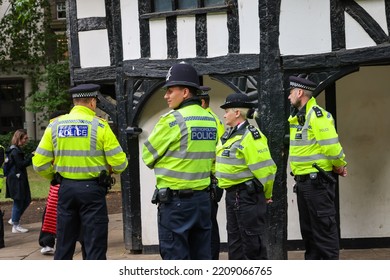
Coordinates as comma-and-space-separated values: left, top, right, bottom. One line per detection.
0, 166, 121, 202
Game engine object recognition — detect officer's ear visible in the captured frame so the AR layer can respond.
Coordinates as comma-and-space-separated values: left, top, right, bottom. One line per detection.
182, 87, 191, 99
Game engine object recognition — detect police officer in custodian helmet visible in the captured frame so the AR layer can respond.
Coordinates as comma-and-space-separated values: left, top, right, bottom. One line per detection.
142, 62, 218, 260
33, 84, 128, 259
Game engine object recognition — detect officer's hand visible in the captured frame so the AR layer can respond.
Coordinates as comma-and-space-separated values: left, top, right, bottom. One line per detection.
266, 198, 273, 204
333, 166, 347, 177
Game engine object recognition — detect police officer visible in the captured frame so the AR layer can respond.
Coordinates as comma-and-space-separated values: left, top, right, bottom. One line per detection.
32, 84, 128, 260
215, 92, 277, 260
199, 86, 225, 260
288, 75, 347, 260
142, 62, 218, 260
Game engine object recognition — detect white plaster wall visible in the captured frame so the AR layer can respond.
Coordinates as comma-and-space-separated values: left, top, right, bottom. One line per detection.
78, 30, 110, 67
238, 0, 260, 54
76, 0, 106, 18
279, 0, 331, 55
356, 0, 388, 35
138, 76, 231, 246
177, 16, 197, 59
207, 13, 229, 58
121, 0, 141, 60
345, 0, 387, 49
337, 66, 390, 238
0, 1, 10, 17
149, 19, 168, 59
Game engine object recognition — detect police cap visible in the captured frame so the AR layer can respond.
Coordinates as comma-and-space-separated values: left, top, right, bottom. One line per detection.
163, 62, 200, 89
199, 85, 211, 97
289, 75, 317, 91
68, 84, 100, 99
220, 92, 254, 109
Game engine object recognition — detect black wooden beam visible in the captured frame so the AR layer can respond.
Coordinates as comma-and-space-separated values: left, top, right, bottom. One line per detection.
227, 0, 239, 54
196, 14, 207, 57
282, 44, 390, 71
330, 0, 346, 51
138, 1, 151, 58
166, 16, 178, 58
77, 17, 106, 31
67, 0, 80, 76
258, 0, 287, 260
343, 0, 389, 44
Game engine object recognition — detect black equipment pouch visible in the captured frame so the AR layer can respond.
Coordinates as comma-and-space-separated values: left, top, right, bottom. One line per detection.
244, 179, 263, 195
151, 188, 159, 204
98, 170, 115, 194
158, 188, 171, 203
51, 172, 63, 185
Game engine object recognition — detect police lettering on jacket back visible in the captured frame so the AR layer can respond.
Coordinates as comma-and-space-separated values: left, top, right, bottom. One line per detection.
191, 127, 216, 141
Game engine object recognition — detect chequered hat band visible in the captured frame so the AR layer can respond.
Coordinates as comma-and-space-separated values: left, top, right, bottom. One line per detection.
290, 81, 316, 91
71, 91, 99, 98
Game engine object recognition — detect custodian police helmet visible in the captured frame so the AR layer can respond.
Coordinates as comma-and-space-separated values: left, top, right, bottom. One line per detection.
163, 62, 200, 89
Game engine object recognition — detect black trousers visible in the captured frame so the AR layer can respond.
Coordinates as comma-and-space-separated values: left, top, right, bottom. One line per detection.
295, 177, 339, 260
54, 179, 108, 260
225, 186, 268, 260
0, 209, 4, 248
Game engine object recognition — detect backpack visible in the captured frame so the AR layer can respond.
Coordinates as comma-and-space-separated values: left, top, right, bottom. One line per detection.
2, 145, 16, 177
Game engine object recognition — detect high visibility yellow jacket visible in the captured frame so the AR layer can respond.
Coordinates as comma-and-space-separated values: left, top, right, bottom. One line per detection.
32, 105, 128, 180
206, 107, 225, 140
215, 121, 277, 199
288, 97, 347, 175
142, 101, 218, 190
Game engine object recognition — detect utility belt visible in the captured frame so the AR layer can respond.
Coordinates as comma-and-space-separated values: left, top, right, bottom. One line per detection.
294, 171, 334, 183
225, 179, 263, 194
58, 170, 115, 194
151, 187, 209, 204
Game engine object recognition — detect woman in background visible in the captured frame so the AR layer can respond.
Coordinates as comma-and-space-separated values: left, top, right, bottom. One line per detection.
6, 129, 33, 233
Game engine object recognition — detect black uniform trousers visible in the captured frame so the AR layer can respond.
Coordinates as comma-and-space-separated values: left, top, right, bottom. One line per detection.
210, 187, 223, 260
158, 190, 211, 260
295, 176, 339, 260
225, 184, 268, 260
54, 179, 108, 260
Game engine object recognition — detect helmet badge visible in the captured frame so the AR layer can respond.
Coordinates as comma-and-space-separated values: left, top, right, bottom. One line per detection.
166, 67, 172, 81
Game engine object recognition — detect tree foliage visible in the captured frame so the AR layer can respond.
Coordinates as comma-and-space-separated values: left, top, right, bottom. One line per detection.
0, 0, 71, 123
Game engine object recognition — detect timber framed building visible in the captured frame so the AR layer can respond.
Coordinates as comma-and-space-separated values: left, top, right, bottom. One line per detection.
66, 0, 390, 259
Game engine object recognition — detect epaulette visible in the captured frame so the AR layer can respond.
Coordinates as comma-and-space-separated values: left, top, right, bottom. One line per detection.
312, 106, 323, 117
161, 110, 175, 118
247, 125, 261, 139
96, 116, 108, 123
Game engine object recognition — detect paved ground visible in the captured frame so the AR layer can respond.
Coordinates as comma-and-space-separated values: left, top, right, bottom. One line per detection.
1, 212, 390, 260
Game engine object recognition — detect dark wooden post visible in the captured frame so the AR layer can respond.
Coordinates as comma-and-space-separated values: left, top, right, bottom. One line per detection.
258, 0, 289, 260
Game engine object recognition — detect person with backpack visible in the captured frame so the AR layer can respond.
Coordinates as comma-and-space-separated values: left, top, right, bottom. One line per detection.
5, 129, 34, 233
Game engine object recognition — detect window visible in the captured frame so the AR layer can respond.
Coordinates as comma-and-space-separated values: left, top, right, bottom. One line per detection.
57, 2, 66, 19
0, 80, 25, 135
153, 0, 225, 12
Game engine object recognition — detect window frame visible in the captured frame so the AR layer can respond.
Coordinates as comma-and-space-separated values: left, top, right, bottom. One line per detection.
56, 2, 66, 20
140, 0, 230, 20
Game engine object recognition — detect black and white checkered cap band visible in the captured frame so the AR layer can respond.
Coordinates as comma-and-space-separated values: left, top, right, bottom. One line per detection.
71, 91, 99, 98
289, 81, 316, 91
